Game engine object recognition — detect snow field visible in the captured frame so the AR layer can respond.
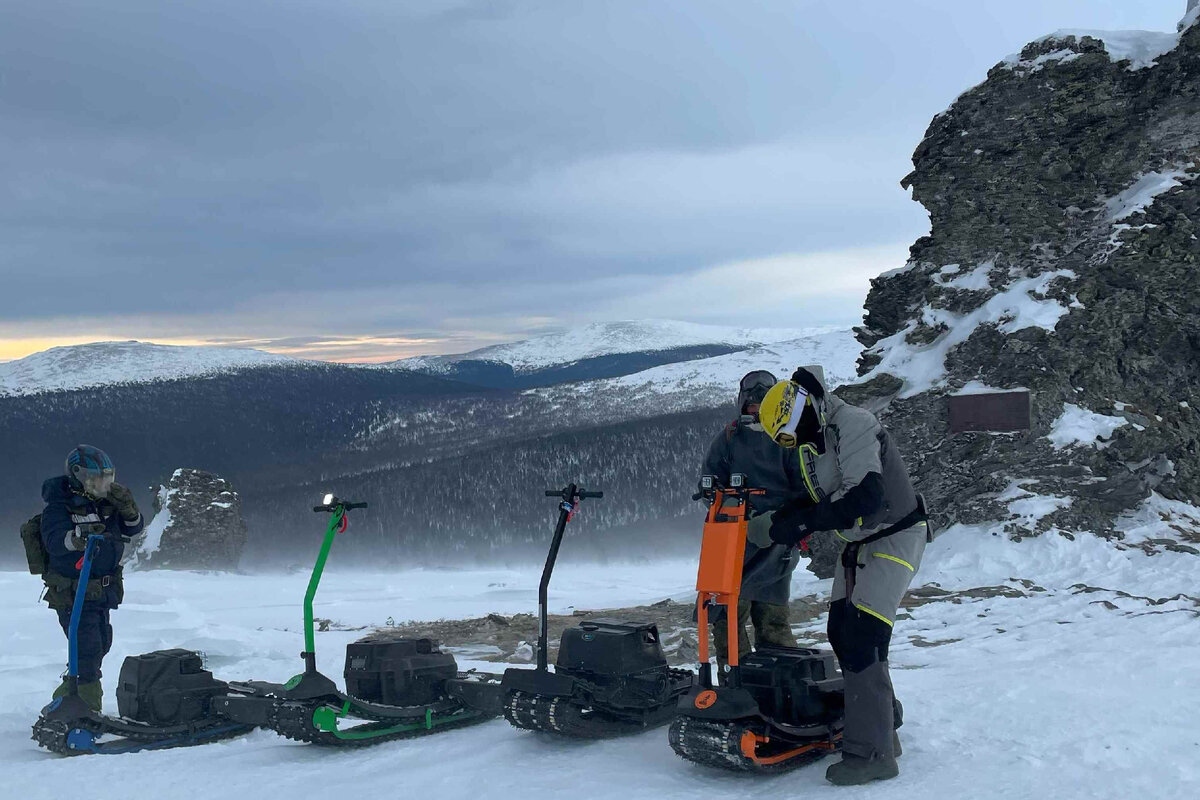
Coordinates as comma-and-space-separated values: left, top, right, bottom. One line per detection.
0, 341, 293, 397
2, 521, 1198, 800
394, 320, 828, 374
530, 329, 862, 418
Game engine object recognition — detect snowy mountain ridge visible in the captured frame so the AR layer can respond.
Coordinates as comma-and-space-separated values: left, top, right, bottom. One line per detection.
0, 341, 295, 397
391, 320, 836, 374
529, 329, 861, 424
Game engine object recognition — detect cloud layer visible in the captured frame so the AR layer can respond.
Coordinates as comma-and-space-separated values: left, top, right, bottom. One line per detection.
0, 1, 1186, 359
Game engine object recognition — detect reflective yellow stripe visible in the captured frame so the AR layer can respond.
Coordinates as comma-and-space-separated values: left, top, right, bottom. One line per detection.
797, 444, 820, 504
873, 552, 915, 572
835, 530, 853, 542
855, 517, 863, 528
855, 603, 894, 626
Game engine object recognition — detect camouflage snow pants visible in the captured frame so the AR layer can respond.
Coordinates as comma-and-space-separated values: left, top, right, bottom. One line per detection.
711, 599, 797, 673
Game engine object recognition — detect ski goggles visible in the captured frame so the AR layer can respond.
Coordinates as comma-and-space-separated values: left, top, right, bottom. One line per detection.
738, 370, 777, 407
769, 385, 810, 448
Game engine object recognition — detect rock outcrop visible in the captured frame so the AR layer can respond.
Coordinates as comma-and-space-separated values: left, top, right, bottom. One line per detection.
132, 468, 248, 570
839, 7, 1200, 544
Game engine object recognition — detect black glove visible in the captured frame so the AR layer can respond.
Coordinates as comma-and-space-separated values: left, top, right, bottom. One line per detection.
790, 367, 825, 399
768, 501, 811, 547
108, 482, 141, 523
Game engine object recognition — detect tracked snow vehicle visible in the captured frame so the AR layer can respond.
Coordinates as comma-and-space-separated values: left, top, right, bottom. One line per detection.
216, 495, 502, 746
32, 532, 252, 755
669, 475, 846, 772
501, 483, 693, 738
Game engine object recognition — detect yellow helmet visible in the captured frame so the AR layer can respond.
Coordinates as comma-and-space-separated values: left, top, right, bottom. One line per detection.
759, 380, 820, 448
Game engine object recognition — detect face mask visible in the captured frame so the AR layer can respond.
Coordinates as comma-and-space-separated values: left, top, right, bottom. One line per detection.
82, 472, 114, 499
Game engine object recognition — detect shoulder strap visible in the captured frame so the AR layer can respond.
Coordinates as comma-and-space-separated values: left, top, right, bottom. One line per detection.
858, 494, 930, 545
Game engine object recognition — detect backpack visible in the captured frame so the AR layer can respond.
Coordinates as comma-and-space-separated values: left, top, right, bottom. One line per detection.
20, 513, 48, 575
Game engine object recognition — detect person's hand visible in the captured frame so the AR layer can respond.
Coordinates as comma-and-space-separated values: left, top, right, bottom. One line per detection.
768, 502, 810, 547
790, 367, 825, 399
66, 522, 107, 551
746, 511, 775, 548
107, 482, 140, 523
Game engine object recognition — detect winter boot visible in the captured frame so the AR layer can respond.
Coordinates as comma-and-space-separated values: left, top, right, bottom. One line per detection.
893, 730, 902, 757
51, 676, 72, 701
77, 680, 103, 713
825, 753, 899, 786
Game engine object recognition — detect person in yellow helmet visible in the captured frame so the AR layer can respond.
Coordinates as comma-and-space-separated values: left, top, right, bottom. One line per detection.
759, 366, 929, 787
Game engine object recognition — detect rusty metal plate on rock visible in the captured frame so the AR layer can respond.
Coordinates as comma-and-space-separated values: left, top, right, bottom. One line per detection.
948, 390, 1031, 433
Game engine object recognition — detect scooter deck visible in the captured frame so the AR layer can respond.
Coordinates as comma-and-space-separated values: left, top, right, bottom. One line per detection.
216, 674, 498, 747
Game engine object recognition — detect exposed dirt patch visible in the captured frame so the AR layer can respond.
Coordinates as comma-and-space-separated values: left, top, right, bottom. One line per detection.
371, 595, 829, 665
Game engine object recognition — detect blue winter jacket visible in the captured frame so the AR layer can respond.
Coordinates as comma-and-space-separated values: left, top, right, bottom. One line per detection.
39, 476, 142, 582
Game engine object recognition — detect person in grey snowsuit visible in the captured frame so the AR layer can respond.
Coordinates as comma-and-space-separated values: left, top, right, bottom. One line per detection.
761, 367, 928, 786
699, 370, 803, 669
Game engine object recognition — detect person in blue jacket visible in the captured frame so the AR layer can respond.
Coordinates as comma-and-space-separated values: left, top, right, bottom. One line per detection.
41, 445, 144, 711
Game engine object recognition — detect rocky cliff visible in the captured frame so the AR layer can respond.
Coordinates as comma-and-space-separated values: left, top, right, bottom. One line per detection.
132, 468, 248, 570
840, 7, 1200, 547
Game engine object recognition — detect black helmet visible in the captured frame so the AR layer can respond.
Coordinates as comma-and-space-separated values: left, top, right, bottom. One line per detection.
737, 370, 777, 415
66, 445, 115, 499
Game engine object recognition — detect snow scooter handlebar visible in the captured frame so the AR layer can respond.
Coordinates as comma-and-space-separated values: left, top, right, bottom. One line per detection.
693, 473, 760, 502
544, 488, 604, 499
536, 484, 602, 671
312, 496, 369, 512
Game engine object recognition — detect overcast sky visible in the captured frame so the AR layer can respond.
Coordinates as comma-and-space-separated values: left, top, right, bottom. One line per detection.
0, 0, 1189, 361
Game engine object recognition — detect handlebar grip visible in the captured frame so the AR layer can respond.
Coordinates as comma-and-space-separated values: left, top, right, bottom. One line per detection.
545, 490, 561, 497
312, 506, 326, 512
345, 502, 368, 510
579, 491, 603, 498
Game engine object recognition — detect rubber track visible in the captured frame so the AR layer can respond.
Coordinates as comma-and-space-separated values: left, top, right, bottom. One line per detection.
31, 716, 246, 756
267, 701, 487, 747
668, 716, 837, 773
503, 688, 683, 739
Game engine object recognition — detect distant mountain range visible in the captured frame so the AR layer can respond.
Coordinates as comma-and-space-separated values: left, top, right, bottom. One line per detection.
388, 320, 838, 388
0, 340, 293, 396
1, 321, 862, 567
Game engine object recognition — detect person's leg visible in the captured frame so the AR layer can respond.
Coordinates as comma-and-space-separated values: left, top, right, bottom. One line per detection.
52, 607, 73, 699
54, 605, 106, 711
710, 599, 752, 679
832, 604, 895, 758
750, 601, 798, 648
826, 526, 924, 785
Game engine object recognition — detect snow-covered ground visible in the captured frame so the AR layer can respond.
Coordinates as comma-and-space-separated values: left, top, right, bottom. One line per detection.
529, 329, 861, 419
0, 341, 293, 397
391, 320, 832, 374
3, 517, 1197, 800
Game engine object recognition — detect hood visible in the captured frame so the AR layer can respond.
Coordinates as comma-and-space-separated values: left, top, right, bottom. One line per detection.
42, 475, 82, 505
792, 364, 835, 428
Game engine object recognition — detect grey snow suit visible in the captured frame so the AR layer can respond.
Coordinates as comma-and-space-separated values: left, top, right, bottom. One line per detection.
779, 382, 927, 762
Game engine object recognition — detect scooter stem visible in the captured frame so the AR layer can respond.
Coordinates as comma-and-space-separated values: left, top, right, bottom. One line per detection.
302, 507, 345, 673
538, 485, 577, 672
67, 534, 108, 688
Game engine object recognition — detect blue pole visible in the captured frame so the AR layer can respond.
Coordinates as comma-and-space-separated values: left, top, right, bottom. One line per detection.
67, 535, 106, 680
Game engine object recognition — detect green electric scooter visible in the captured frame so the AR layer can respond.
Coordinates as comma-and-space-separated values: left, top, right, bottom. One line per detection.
215, 494, 502, 746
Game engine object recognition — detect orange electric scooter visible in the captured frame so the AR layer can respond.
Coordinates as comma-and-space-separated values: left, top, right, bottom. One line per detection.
668, 474, 845, 772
